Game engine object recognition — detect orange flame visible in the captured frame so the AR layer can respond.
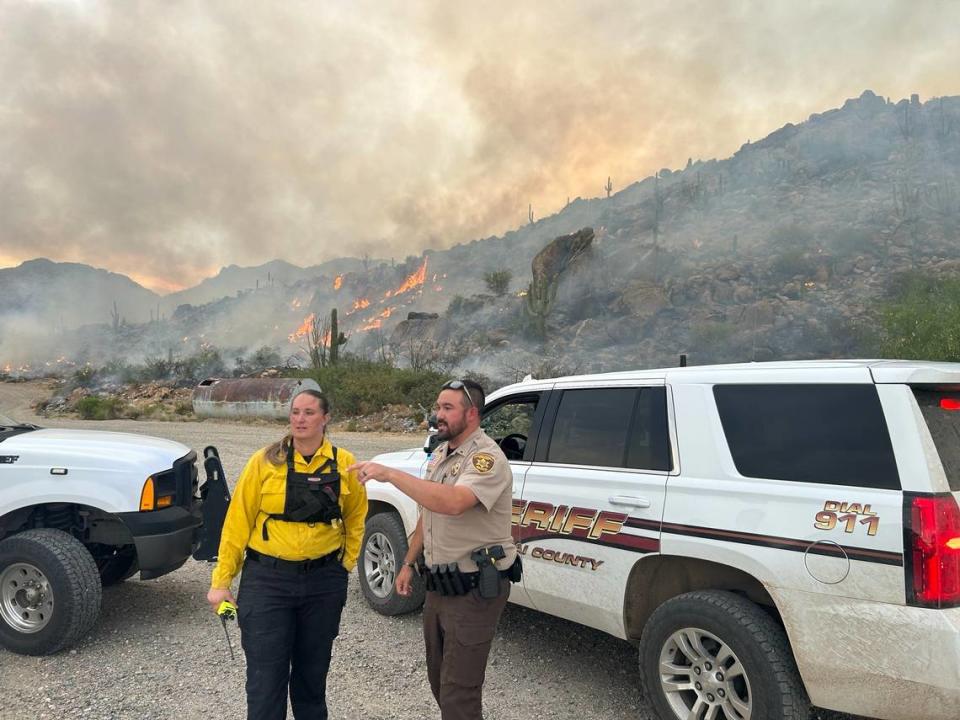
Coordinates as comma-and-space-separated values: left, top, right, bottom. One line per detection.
361, 318, 383, 331
334, 274, 343, 290
346, 297, 371, 316
387, 258, 428, 298
288, 313, 315, 343
322, 329, 332, 347
379, 307, 394, 319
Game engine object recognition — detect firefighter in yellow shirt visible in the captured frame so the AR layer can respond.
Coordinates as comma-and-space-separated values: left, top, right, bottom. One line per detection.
206, 389, 366, 720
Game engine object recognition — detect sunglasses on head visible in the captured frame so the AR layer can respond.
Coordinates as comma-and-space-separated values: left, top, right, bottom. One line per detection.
442, 379, 475, 408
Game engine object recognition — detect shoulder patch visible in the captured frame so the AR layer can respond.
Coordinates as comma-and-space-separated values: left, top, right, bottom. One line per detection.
471, 452, 496, 473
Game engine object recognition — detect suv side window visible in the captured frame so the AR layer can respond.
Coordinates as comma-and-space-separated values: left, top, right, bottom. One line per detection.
481, 395, 539, 461
548, 388, 634, 467
545, 387, 670, 470
714, 384, 900, 490
626, 386, 672, 471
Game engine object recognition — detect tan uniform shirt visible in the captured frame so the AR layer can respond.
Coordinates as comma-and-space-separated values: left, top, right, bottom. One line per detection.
422, 427, 517, 572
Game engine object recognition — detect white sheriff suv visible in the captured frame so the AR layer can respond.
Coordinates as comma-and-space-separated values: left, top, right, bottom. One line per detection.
0, 413, 226, 655
358, 360, 960, 720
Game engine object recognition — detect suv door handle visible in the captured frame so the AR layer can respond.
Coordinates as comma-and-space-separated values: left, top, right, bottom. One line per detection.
608, 495, 651, 508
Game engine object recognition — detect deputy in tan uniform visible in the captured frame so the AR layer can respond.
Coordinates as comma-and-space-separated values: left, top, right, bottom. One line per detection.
350, 379, 518, 720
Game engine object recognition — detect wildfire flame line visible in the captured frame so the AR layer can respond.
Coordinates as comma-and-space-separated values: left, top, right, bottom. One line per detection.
388, 258, 427, 298
288, 313, 315, 343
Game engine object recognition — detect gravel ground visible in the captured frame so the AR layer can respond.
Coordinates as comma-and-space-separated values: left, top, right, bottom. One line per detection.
0, 382, 868, 720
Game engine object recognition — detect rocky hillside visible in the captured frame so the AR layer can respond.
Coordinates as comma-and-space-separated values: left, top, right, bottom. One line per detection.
4, 90, 960, 378
391, 90, 960, 373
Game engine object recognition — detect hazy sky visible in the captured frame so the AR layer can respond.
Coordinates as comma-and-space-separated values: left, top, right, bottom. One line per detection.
1, 0, 958, 292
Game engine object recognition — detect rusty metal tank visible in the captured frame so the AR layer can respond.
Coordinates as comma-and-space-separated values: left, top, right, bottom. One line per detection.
191, 377, 322, 420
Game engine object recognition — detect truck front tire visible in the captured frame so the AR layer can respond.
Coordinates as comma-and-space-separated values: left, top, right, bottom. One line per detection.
0, 529, 102, 655
358, 512, 425, 616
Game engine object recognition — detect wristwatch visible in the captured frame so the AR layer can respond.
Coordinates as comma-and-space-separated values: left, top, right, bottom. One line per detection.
403, 560, 417, 571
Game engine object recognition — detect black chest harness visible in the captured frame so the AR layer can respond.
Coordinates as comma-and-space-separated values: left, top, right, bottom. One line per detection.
261, 444, 343, 541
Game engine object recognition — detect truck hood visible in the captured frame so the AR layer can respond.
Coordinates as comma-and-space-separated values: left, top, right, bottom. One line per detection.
371, 447, 428, 476
2, 428, 192, 474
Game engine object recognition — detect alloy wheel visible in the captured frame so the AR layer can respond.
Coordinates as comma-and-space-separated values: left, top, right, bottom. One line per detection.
362, 531, 397, 599
658, 626, 752, 720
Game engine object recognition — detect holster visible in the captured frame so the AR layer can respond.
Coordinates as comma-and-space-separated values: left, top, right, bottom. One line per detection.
471, 545, 507, 599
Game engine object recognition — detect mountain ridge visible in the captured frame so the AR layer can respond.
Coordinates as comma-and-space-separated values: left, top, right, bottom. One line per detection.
4, 90, 959, 376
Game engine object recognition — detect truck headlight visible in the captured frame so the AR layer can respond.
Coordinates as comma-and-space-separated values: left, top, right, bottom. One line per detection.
140, 470, 177, 511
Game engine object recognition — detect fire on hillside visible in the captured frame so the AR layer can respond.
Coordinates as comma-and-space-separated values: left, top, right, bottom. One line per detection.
287, 258, 434, 343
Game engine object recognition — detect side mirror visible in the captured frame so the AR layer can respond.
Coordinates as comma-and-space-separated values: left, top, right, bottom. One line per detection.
423, 414, 440, 454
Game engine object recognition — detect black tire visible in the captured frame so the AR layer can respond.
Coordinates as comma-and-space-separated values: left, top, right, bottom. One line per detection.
0, 529, 102, 655
95, 544, 139, 586
358, 512, 425, 616
639, 590, 811, 720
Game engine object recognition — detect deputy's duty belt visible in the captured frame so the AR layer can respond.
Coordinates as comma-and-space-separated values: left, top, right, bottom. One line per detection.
419, 545, 522, 599
246, 547, 339, 574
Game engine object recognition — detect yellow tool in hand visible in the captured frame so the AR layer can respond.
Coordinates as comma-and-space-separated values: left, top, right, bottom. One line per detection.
217, 600, 237, 660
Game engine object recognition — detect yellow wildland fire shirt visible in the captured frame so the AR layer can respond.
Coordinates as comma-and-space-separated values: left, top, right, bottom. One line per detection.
210, 438, 367, 589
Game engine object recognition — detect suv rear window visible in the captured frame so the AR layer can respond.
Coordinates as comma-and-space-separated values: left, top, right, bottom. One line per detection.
714, 384, 900, 490
912, 389, 960, 492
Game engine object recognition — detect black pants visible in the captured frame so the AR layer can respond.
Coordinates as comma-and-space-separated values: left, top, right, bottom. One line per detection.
237, 557, 348, 720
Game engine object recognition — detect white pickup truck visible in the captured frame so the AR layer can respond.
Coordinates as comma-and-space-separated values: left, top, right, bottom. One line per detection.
358, 361, 960, 720
0, 412, 227, 655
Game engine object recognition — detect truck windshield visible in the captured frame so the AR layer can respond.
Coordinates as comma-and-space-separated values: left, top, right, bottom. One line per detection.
913, 388, 960, 492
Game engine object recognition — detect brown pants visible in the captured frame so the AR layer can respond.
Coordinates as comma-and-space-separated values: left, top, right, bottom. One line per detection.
422, 581, 510, 720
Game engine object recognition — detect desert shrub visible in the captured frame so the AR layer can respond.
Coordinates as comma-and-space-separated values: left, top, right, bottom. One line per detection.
75, 396, 123, 420
447, 295, 485, 316
72, 366, 97, 387
879, 272, 960, 360
289, 359, 445, 416
771, 248, 815, 279
176, 347, 226, 382
483, 269, 512, 296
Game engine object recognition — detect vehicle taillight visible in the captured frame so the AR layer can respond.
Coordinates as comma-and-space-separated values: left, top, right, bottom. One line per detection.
905, 493, 960, 608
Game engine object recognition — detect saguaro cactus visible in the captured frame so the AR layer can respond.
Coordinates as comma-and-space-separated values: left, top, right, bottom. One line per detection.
329, 308, 348, 365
